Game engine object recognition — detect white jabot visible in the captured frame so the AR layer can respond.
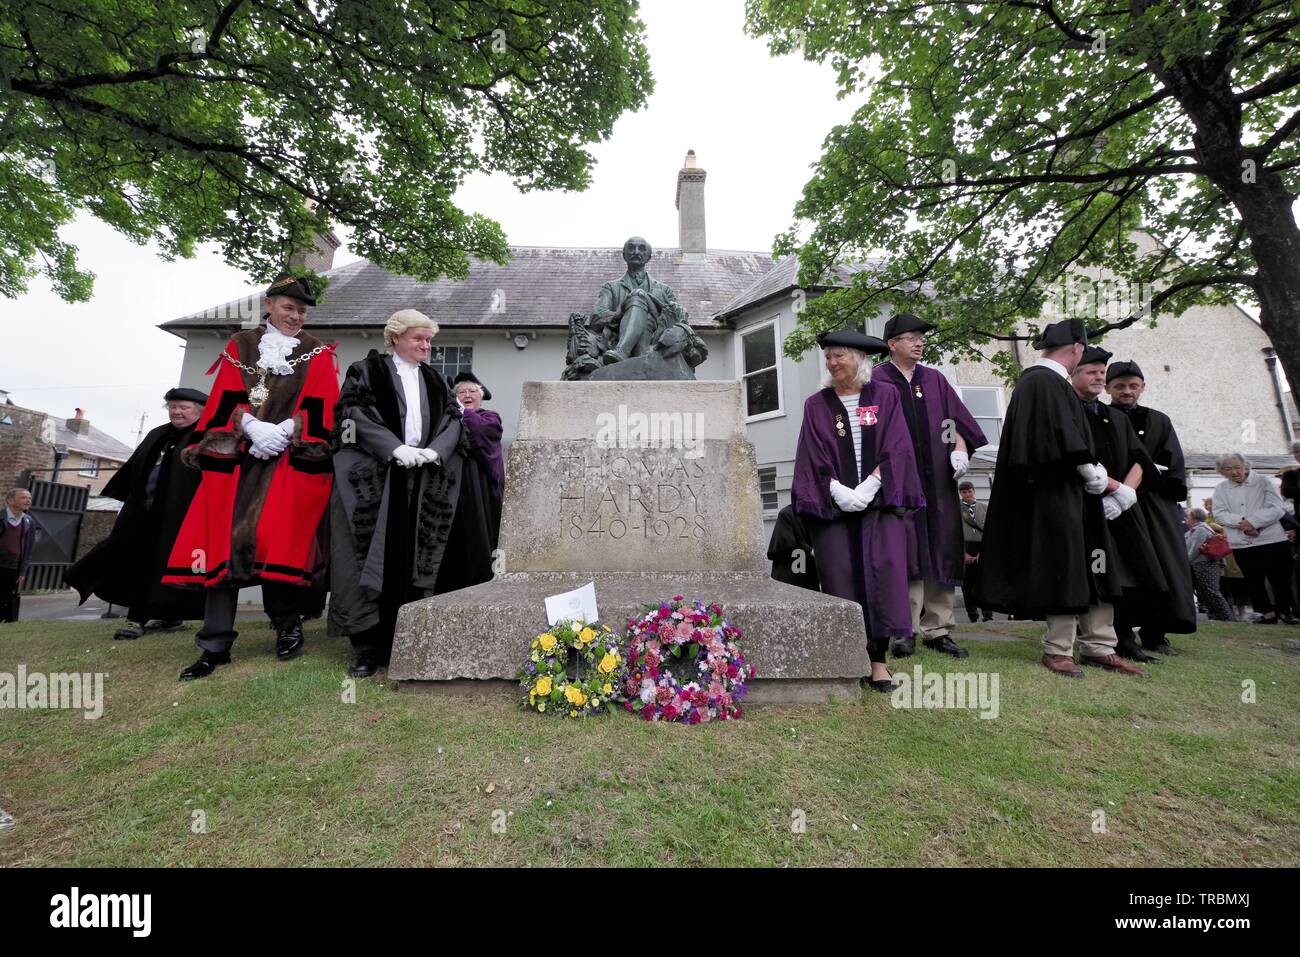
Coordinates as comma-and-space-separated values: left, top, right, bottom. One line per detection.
258, 326, 301, 375
837, 393, 864, 477
391, 355, 424, 447
1036, 357, 1069, 379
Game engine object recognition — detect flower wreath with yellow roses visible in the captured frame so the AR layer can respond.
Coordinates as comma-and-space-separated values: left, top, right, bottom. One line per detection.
517, 619, 624, 718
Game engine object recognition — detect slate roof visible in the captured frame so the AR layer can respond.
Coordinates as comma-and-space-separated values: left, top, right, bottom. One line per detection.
715, 256, 907, 322
58, 421, 134, 462
160, 247, 777, 335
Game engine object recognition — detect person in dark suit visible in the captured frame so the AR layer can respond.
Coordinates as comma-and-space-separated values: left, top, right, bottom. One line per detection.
958, 481, 993, 621
0, 488, 36, 622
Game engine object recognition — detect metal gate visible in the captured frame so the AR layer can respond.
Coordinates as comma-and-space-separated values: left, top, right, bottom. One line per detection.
22, 479, 87, 592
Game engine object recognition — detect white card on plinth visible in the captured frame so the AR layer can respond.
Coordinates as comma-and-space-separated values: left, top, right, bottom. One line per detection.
545, 581, 599, 626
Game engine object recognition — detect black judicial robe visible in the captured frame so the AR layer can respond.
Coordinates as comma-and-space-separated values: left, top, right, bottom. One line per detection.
1082, 400, 1168, 598
1111, 403, 1197, 632
66, 421, 205, 620
767, 505, 821, 591
980, 366, 1121, 617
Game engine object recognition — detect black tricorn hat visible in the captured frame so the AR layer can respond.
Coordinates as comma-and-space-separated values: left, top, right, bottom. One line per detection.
1032, 318, 1088, 350
452, 371, 492, 401
882, 312, 936, 341
1106, 359, 1144, 383
164, 387, 208, 404
265, 271, 317, 306
1078, 345, 1113, 368
816, 329, 888, 354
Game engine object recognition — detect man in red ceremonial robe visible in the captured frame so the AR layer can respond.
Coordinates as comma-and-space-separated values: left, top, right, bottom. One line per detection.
164, 272, 338, 681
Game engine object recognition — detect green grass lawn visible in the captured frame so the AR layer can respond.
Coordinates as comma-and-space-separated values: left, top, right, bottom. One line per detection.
1, 617, 1297, 867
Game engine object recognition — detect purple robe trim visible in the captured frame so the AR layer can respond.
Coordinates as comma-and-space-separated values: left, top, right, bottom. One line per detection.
461, 408, 504, 504
791, 383, 925, 638
872, 362, 987, 587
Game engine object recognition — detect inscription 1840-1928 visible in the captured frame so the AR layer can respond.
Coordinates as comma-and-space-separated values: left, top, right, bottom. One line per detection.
557, 449, 707, 541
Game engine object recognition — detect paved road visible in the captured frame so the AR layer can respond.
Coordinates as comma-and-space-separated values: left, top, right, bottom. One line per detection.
13, 590, 266, 623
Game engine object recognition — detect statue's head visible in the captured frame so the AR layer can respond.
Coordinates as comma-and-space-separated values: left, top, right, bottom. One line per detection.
622, 236, 652, 266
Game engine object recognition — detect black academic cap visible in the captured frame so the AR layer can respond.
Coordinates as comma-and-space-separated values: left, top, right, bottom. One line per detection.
1105, 359, 1144, 383
452, 370, 492, 401
265, 271, 317, 306
882, 313, 936, 341
1032, 318, 1088, 350
164, 387, 208, 404
1078, 345, 1113, 368
815, 329, 888, 354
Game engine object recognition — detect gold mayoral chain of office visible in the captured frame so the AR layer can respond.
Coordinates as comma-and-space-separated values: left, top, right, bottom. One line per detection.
220, 344, 329, 408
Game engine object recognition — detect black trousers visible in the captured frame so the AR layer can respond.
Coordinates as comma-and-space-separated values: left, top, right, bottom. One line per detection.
1233, 541, 1296, 617
195, 582, 312, 654
961, 542, 990, 619
0, 566, 19, 622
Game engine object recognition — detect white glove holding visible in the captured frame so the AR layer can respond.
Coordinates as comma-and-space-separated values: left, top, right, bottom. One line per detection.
277, 418, 295, 439
242, 414, 289, 456
829, 479, 868, 513
414, 448, 439, 466
950, 450, 969, 479
1110, 483, 1138, 512
854, 474, 883, 505
391, 445, 423, 468
1076, 462, 1108, 495
1101, 494, 1123, 521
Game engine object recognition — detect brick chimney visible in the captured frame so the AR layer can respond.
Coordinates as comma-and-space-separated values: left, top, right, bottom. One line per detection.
675, 150, 707, 262
66, 407, 90, 435
289, 229, 342, 274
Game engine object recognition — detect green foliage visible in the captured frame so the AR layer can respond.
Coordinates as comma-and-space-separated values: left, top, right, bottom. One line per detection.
745, 1, 1300, 370
0, 0, 653, 300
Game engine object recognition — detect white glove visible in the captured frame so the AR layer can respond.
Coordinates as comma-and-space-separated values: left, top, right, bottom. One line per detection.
1076, 462, 1108, 495
242, 414, 289, 456
277, 418, 295, 439
392, 445, 423, 468
1110, 483, 1138, 512
1101, 494, 1122, 521
950, 450, 969, 479
415, 448, 440, 466
854, 474, 882, 505
829, 480, 868, 513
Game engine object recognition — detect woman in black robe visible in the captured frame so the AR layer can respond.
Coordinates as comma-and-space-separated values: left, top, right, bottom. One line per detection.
66, 388, 207, 638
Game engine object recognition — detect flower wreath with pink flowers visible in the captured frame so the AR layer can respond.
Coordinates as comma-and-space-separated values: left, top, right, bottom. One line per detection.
620, 596, 754, 723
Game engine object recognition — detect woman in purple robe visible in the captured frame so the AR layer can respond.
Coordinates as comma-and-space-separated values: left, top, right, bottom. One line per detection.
791, 330, 926, 691
453, 372, 504, 552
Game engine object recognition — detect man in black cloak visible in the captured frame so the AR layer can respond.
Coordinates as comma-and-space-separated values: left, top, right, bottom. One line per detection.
980, 320, 1147, 678
1105, 359, 1198, 655
66, 388, 208, 639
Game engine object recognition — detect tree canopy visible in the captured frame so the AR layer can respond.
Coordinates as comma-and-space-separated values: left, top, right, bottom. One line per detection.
0, 0, 653, 300
746, 0, 1300, 388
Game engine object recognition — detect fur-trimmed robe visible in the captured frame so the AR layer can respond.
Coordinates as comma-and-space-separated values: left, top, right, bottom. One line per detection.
163, 327, 337, 589
326, 352, 467, 636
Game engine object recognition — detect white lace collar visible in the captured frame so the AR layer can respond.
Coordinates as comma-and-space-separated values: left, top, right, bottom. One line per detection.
258, 325, 301, 375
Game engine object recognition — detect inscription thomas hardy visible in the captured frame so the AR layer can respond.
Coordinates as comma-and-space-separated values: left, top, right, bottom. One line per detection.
557, 449, 708, 542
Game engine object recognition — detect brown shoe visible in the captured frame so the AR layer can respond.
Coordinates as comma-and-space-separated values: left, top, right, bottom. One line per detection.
1042, 654, 1084, 678
1081, 654, 1148, 676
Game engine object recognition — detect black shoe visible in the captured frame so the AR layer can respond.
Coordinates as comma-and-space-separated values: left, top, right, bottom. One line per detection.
275, 618, 305, 660
348, 652, 380, 679
892, 635, 916, 657
860, 672, 898, 693
923, 635, 969, 658
1280, 614, 1300, 626
1117, 641, 1162, 664
982, 614, 994, 622
113, 623, 144, 641
144, 620, 185, 633
179, 650, 231, 681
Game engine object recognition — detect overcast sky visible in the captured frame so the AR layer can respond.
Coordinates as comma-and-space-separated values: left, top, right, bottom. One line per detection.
0, 0, 859, 446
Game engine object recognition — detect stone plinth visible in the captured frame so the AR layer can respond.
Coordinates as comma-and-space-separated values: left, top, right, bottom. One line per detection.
388, 380, 871, 703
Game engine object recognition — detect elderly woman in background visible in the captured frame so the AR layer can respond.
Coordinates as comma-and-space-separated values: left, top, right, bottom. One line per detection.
1184, 507, 1236, 622
452, 372, 504, 552
1212, 452, 1297, 624
790, 329, 925, 692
